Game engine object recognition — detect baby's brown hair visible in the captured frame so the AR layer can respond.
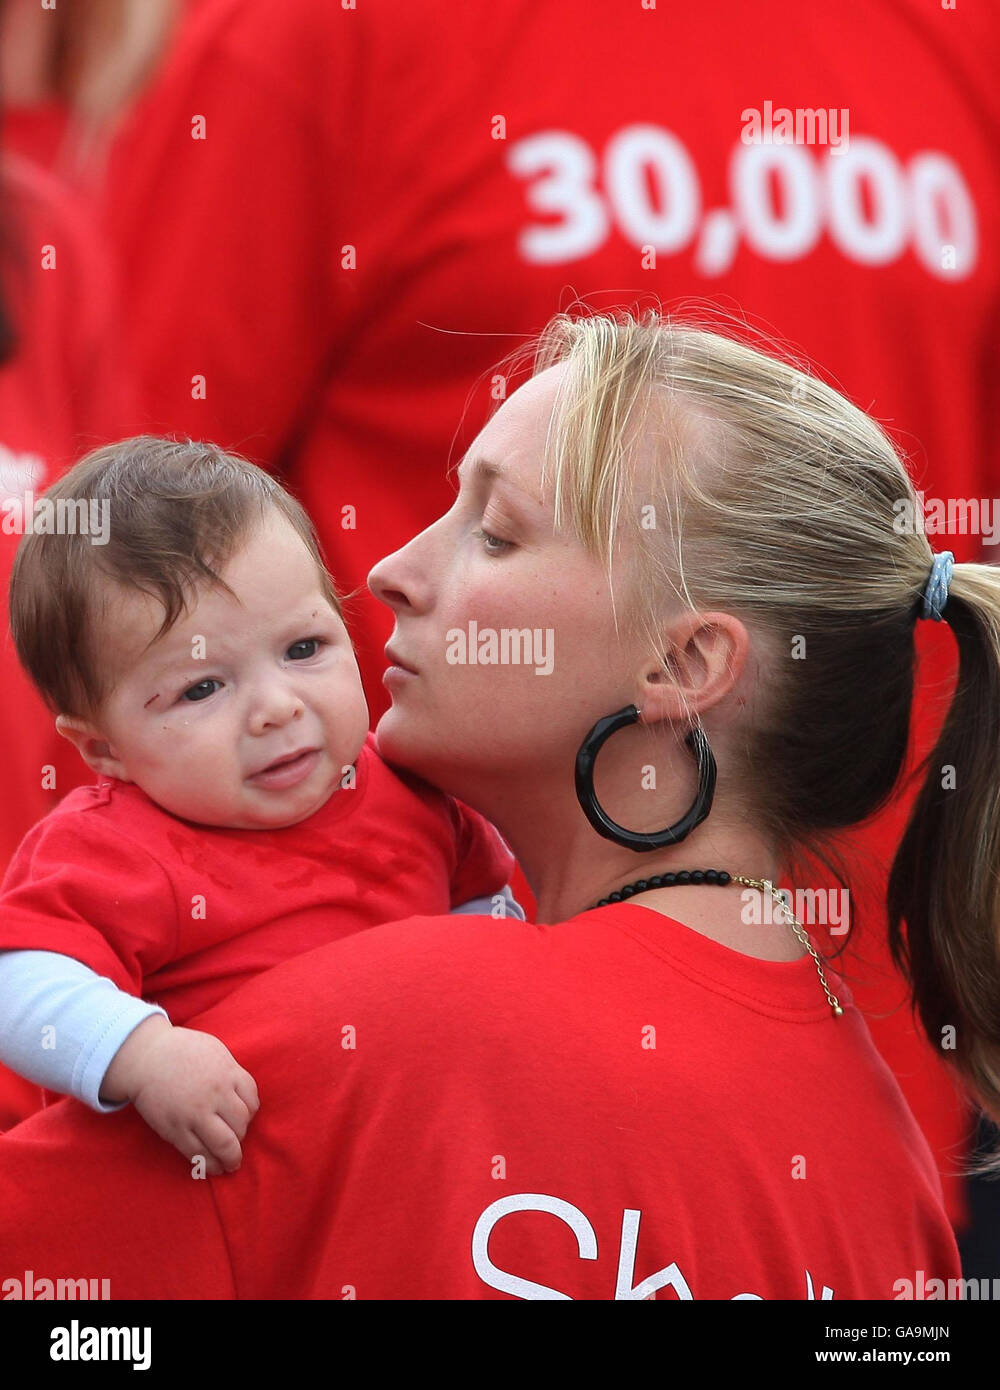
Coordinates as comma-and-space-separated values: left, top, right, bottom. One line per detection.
8, 436, 344, 721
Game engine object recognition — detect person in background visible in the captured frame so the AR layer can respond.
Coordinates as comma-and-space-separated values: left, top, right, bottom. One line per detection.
96, 0, 999, 1245
0, 0, 182, 185
0, 151, 136, 1125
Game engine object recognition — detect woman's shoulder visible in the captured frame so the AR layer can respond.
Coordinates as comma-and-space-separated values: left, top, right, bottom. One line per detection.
275, 912, 570, 1010
329, 910, 609, 1001
195, 910, 611, 1072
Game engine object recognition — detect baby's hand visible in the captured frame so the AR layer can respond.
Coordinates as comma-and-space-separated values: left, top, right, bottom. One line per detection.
99, 1015, 260, 1176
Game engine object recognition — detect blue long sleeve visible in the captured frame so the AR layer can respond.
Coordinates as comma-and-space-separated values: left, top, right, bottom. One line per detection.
451, 883, 526, 920
0, 949, 167, 1112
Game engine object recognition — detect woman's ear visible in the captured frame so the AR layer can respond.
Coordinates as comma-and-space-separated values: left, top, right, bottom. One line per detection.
637, 612, 748, 726
636, 653, 687, 726
55, 714, 131, 781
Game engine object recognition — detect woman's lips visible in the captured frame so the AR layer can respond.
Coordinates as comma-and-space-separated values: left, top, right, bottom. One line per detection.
383, 645, 419, 686
384, 645, 417, 673
382, 665, 418, 689
248, 748, 320, 789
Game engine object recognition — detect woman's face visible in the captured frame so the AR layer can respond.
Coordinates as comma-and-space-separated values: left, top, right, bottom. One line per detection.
368, 364, 645, 802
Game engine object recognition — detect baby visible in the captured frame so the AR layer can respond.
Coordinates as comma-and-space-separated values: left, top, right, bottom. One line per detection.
0, 438, 522, 1173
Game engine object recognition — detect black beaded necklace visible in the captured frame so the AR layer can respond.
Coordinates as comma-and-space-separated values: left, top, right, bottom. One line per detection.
591, 868, 844, 1018
593, 867, 729, 907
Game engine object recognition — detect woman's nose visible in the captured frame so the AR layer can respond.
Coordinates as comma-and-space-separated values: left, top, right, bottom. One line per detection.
367, 549, 409, 609
368, 524, 439, 612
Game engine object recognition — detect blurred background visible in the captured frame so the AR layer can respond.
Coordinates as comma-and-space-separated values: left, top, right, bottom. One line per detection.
0, 0, 997, 1284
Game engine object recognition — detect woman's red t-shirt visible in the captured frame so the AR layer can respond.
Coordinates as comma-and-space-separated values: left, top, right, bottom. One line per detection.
0, 905, 961, 1299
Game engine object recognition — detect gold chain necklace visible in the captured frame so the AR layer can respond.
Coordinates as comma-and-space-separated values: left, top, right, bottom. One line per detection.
591, 868, 844, 1017
730, 874, 844, 1017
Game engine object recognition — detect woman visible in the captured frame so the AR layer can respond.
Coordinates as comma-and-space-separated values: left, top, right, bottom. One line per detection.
0, 311, 977, 1300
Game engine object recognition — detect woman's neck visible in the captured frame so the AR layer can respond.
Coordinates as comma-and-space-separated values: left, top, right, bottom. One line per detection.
489, 780, 783, 927
529, 819, 803, 961
481, 771, 811, 959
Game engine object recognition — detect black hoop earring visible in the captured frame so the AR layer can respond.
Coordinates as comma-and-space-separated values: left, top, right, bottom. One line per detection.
574, 704, 717, 852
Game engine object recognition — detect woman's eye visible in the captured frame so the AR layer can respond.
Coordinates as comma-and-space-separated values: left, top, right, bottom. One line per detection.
472, 526, 513, 556
287, 637, 324, 660
182, 679, 220, 703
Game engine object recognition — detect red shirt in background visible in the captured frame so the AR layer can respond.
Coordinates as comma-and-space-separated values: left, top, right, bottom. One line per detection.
0, 104, 68, 174
0, 154, 134, 866
0, 154, 135, 1125
100, 0, 1000, 1227
0, 904, 960, 1299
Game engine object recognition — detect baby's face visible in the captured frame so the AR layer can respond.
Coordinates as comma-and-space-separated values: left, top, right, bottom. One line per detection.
73, 509, 369, 830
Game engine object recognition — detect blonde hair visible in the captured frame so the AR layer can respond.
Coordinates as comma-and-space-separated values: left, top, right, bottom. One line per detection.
494, 308, 1000, 1173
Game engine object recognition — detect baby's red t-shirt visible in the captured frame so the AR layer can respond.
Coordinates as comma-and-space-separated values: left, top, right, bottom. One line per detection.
0, 731, 514, 1025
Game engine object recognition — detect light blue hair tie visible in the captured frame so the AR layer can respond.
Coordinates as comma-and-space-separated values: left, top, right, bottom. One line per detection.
921, 551, 954, 621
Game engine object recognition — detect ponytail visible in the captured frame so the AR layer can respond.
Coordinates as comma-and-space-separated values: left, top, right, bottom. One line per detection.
888, 563, 1000, 1174
509, 307, 1000, 1168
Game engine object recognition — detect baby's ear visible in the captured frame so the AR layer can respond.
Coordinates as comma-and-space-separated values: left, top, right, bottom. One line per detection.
54, 715, 126, 779
55, 713, 87, 745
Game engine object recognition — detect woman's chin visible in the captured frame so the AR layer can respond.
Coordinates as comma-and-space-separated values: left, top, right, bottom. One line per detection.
376, 712, 472, 796
373, 709, 426, 772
